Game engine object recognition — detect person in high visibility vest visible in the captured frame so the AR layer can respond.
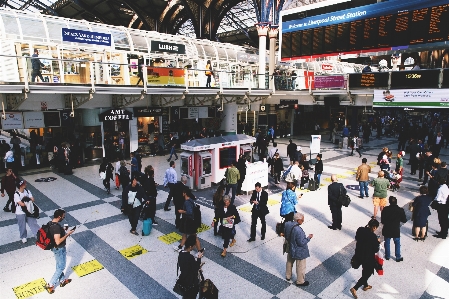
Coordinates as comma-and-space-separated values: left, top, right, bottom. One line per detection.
205, 60, 213, 87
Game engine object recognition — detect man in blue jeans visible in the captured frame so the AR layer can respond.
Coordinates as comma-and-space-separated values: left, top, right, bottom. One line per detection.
356, 158, 371, 198
45, 209, 74, 294
381, 196, 407, 262
167, 133, 178, 162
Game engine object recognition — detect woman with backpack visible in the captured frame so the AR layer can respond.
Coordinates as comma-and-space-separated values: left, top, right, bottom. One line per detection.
14, 179, 40, 243
99, 158, 114, 194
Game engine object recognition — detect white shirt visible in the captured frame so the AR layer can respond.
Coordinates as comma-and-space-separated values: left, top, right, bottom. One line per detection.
435, 184, 449, 204
269, 147, 278, 158
163, 167, 177, 186
290, 165, 302, 180
14, 189, 33, 215
115, 161, 121, 175
436, 136, 442, 145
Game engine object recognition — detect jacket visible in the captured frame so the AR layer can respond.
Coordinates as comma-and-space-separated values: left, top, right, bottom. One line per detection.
280, 189, 298, 216
1, 175, 16, 194
354, 226, 379, 270
287, 143, 297, 158
250, 189, 269, 215
172, 182, 195, 209
315, 160, 323, 174
284, 221, 310, 260
273, 157, 283, 173
372, 177, 389, 198
225, 166, 240, 184
327, 182, 345, 207
381, 204, 407, 238
99, 162, 114, 180
123, 184, 148, 208
356, 164, 371, 182
214, 204, 241, 225
31, 53, 43, 70
178, 251, 201, 288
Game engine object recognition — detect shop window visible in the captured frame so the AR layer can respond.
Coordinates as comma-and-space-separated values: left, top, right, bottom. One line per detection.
181, 157, 189, 176
219, 146, 236, 169
202, 157, 211, 175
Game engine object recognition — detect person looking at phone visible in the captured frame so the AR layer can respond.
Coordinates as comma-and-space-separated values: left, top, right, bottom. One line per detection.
44, 209, 74, 294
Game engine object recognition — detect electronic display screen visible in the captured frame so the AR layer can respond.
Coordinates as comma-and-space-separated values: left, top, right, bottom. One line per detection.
349, 72, 389, 88
390, 70, 441, 89
281, 0, 449, 58
442, 69, 449, 88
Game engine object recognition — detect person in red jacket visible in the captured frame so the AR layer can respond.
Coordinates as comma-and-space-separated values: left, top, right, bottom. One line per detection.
1, 167, 17, 212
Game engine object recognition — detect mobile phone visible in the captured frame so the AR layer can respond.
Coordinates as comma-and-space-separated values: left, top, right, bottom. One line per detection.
301, 193, 304, 196
199, 248, 205, 253
70, 226, 77, 231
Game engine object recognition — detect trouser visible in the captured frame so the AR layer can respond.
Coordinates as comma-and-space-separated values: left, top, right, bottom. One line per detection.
359, 181, 369, 197
16, 214, 40, 239
282, 212, 294, 222
398, 140, 407, 151
168, 147, 178, 160
175, 204, 183, 228
250, 210, 266, 239
418, 161, 425, 179
183, 288, 199, 299
351, 148, 361, 156
285, 254, 306, 284
410, 158, 418, 174
103, 178, 110, 191
300, 177, 308, 188
225, 183, 237, 205
128, 205, 142, 231
437, 203, 449, 237
433, 144, 442, 157
330, 205, 342, 228
206, 75, 211, 87
384, 237, 401, 259
4, 192, 14, 211
274, 172, 281, 183
164, 183, 175, 209
121, 183, 129, 211
222, 226, 234, 248
49, 247, 67, 287
115, 174, 120, 188
422, 171, 429, 184
31, 70, 44, 82
353, 266, 373, 290
315, 173, 321, 185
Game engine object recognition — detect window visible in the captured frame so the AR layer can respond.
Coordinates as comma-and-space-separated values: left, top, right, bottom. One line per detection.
219, 146, 236, 169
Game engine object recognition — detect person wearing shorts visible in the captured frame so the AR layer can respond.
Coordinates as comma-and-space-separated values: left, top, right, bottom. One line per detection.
371, 171, 389, 218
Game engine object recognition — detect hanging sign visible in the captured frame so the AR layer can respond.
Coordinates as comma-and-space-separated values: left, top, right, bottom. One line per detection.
99, 109, 133, 121
62, 28, 111, 46
24, 111, 45, 128
310, 135, 321, 154
1, 112, 23, 129
150, 41, 186, 54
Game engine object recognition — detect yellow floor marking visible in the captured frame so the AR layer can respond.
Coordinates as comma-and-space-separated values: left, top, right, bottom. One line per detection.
267, 199, 280, 206
72, 259, 104, 277
119, 245, 149, 260
158, 232, 182, 244
13, 278, 47, 298
197, 223, 210, 233
239, 205, 253, 212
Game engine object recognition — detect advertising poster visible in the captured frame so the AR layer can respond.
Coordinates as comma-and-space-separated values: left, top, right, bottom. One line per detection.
315, 75, 346, 89
1, 112, 23, 129
310, 135, 321, 154
24, 111, 45, 128
373, 89, 449, 108
144, 67, 185, 86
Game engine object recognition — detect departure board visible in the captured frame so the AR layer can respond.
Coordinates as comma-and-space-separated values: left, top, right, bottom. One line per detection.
349, 73, 389, 88
281, 33, 291, 58
390, 70, 441, 89
291, 31, 301, 57
281, 0, 449, 59
442, 69, 449, 88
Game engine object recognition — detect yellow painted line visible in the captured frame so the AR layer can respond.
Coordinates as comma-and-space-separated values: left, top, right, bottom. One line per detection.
158, 232, 182, 245
369, 162, 377, 165
197, 223, 210, 233
345, 171, 356, 175
267, 199, 280, 206
324, 177, 332, 182
13, 278, 47, 298
336, 174, 347, 179
320, 183, 326, 186
119, 245, 149, 260
72, 259, 104, 277
239, 205, 253, 212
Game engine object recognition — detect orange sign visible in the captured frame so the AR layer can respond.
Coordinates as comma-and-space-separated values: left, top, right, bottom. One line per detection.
147, 67, 185, 85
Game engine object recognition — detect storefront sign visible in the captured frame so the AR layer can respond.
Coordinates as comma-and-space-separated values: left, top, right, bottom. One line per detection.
134, 107, 168, 117
315, 75, 346, 89
62, 28, 111, 46
24, 111, 45, 128
99, 109, 133, 121
1, 112, 23, 129
150, 41, 186, 54
188, 107, 199, 119
374, 89, 449, 108
161, 115, 170, 135
189, 155, 193, 177
237, 52, 258, 62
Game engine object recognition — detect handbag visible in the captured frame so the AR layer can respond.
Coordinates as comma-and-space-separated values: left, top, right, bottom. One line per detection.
276, 220, 285, 236
338, 185, 351, 207
173, 262, 196, 296
350, 254, 361, 269
283, 223, 299, 255
99, 171, 106, 180
408, 201, 414, 212
374, 254, 384, 275
430, 200, 439, 210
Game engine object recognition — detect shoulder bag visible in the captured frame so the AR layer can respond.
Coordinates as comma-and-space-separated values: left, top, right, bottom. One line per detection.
173, 261, 197, 296
283, 223, 299, 255
337, 185, 351, 207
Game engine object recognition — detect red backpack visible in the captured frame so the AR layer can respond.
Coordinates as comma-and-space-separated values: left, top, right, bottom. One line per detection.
36, 222, 56, 250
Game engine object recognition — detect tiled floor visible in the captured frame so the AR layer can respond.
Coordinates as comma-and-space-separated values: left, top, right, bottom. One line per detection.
0, 135, 448, 299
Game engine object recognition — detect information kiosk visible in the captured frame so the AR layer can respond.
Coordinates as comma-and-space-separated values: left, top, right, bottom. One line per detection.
240, 145, 253, 162
181, 134, 257, 189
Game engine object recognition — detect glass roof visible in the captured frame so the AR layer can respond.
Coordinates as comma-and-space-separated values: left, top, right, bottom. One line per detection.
0, 0, 56, 13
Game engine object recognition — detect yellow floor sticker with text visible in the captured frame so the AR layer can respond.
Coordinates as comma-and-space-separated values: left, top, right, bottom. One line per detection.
158, 232, 182, 244
239, 205, 253, 212
197, 223, 210, 233
13, 278, 47, 299
72, 259, 104, 277
119, 245, 149, 260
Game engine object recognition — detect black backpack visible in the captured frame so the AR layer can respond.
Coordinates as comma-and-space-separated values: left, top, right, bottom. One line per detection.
193, 204, 202, 229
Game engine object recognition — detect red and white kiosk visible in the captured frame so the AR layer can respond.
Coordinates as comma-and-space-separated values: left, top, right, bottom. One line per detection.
181, 134, 266, 190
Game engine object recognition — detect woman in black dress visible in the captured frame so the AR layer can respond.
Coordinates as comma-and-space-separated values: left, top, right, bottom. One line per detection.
99, 157, 114, 194
350, 218, 380, 299
212, 185, 225, 236
178, 235, 204, 299
212, 195, 240, 257
412, 186, 433, 241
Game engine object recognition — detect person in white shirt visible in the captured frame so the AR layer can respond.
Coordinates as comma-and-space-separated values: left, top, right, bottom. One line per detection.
114, 158, 121, 190
269, 143, 279, 176
290, 161, 302, 186
14, 179, 40, 243
433, 178, 449, 239
163, 161, 178, 211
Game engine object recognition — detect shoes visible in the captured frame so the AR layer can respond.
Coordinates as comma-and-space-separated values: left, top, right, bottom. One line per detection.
418, 178, 423, 182
362, 285, 372, 291
167, 159, 170, 162
296, 281, 309, 287
152, 220, 158, 225
358, 196, 364, 199
286, 278, 291, 281
173, 245, 182, 252
175, 158, 178, 160
261, 236, 265, 240
60, 279, 72, 287
433, 234, 447, 239
22, 238, 27, 243
107, 189, 110, 194
230, 239, 236, 247
221, 250, 226, 257
413, 237, 420, 242
164, 208, 171, 211
130, 230, 139, 236
44, 284, 55, 294
385, 257, 390, 260
247, 238, 255, 242
359, 155, 362, 158
3, 207, 11, 212
116, 187, 119, 190
350, 287, 357, 298
396, 257, 403, 262
328, 226, 337, 230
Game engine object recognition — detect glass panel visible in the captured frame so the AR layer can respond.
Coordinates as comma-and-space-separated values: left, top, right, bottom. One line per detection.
20, 17, 46, 42
110, 29, 129, 50
130, 33, 148, 52
2, 14, 20, 37
46, 19, 67, 42
202, 45, 216, 59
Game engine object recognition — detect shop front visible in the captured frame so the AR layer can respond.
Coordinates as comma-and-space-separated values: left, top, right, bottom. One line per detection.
98, 108, 133, 160
134, 107, 169, 155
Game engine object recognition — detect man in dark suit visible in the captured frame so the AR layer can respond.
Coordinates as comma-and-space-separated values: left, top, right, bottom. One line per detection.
172, 175, 195, 229
381, 196, 407, 261
248, 182, 269, 241
327, 174, 345, 230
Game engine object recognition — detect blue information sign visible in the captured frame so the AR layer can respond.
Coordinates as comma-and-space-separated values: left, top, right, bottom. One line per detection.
62, 28, 112, 46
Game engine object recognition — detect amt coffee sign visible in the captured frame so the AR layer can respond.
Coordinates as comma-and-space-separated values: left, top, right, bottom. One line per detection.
99, 109, 133, 121
150, 41, 186, 54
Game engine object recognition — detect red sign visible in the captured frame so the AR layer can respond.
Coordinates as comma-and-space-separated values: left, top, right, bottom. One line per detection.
188, 155, 192, 177
321, 64, 333, 71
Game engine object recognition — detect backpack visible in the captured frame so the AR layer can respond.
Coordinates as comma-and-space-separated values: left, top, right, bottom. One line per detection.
36, 221, 56, 250
193, 203, 202, 229
200, 279, 219, 299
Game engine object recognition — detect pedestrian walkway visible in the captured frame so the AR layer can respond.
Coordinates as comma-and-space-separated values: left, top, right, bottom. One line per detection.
0, 135, 448, 299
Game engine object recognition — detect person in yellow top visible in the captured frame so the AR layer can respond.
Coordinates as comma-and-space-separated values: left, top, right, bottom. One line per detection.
205, 60, 213, 87
225, 161, 240, 205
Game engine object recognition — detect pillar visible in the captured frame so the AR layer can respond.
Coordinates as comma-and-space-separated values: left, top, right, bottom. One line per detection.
256, 24, 269, 89
268, 26, 278, 90
220, 103, 237, 135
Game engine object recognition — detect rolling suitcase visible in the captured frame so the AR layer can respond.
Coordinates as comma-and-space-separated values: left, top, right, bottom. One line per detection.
308, 178, 317, 191
142, 218, 153, 236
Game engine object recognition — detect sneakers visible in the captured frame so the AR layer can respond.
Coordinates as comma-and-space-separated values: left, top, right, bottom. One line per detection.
152, 220, 159, 225
229, 239, 236, 247
60, 279, 72, 287
44, 284, 55, 294
3, 207, 11, 212
173, 244, 182, 252
22, 238, 27, 243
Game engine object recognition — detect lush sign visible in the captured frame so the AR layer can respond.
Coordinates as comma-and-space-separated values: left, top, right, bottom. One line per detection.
150, 41, 185, 54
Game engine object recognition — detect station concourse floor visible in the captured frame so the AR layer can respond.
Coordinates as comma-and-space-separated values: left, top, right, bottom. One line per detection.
0, 134, 448, 299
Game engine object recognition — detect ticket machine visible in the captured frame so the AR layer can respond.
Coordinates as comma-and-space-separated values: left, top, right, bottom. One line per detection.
196, 151, 212, 189
180, 152, 194, 189
240, 145, 253, 162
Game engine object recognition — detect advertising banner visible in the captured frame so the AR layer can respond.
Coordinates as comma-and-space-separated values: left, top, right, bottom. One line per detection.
62, 28, 111, 46
147, 67, 185, 86
315, 75, 346, 89
374, 89, 449, 108
24, 111, 45, 128
1, 112, 23, 130
310, 135, 321, 154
